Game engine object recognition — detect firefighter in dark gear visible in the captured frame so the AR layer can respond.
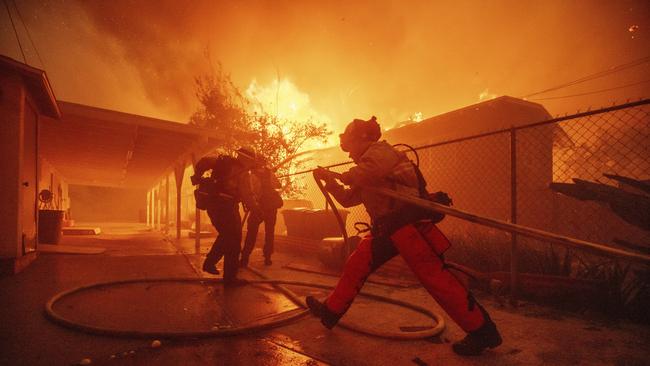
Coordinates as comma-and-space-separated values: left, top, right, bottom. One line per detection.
192, 147, 261, 284
240, 156, 284, 267
306, 116, 502, 356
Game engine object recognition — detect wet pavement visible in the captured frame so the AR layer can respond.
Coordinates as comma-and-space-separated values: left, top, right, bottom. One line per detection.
1, 222, 649, 365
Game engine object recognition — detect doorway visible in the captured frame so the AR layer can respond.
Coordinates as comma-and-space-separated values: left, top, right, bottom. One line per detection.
22, 101, 38, 254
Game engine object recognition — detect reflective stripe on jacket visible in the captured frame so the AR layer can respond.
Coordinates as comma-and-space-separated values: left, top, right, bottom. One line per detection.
326, 141, 420, 220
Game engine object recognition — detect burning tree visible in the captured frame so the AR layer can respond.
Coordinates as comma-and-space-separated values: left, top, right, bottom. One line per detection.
189, 62, 330, 196
189, 63, 251, 151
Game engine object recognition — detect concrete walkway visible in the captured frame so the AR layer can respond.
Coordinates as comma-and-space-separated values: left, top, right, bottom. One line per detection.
1, 223, 648, 366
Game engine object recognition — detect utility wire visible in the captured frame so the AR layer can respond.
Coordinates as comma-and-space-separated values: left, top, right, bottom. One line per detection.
12, 0, 45, 69
3, 0, 26, 63
530, 79, 650, 101
521, 56, 650, 99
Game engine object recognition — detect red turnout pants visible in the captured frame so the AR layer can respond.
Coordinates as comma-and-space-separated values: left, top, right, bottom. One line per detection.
325, 221, 486, 332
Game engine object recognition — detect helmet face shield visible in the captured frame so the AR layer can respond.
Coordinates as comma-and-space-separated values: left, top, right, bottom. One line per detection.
339, 119, 365, 152
339, 117, 380, 153
339, 132, 353, 152
236, 147, 257, 166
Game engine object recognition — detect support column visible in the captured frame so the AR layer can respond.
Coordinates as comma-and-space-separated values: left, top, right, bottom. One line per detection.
151, 188, 156, 229
174, 164, 185, 240
165, 175, 170, 231
156, 183, 161, 230
152, 189, 156, 228
146, 191, 151, 227
191, 154, 200, 254
153, 188, 158, 230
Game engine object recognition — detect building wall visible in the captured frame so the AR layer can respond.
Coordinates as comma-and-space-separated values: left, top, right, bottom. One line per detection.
0, 73, 25, 257
69, 185, 146, 223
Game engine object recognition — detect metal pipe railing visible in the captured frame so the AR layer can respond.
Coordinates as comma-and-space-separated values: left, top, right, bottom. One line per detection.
368, 187, 650, 265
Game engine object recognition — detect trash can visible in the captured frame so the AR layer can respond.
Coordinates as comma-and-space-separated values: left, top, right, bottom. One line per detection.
281, 208, 349, 240
280, 208, 309, 237
38, 209, 64, 244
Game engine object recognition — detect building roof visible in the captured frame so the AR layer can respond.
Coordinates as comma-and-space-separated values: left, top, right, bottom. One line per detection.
39, 101, 224, 188
383, 96, 552, 146
0, 55, 60, 118
306, 96, 554, 166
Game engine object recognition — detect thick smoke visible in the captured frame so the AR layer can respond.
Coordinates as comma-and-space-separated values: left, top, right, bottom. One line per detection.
1, 0, 649, 126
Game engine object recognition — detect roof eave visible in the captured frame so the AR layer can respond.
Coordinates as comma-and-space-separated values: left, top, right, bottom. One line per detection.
0, 55, 61, 119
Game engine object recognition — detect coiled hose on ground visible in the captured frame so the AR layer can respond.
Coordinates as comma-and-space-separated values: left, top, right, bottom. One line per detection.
44, 267, 445, 339
44, 169, 447, 340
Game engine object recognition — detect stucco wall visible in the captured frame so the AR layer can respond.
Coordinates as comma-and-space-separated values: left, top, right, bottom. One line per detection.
0, 73, 24, 257
69, 185, 146, 223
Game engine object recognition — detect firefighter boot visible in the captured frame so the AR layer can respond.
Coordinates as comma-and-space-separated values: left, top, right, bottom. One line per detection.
452, 318, 502, 356
239, 254, 249, 268
306, 296, 342, 329
202, 260, 220, 275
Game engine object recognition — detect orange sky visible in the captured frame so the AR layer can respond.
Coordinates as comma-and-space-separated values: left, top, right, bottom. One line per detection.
1, 0, 649, 134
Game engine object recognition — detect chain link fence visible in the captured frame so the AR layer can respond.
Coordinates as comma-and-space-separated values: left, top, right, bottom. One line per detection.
281, 99, 650, 279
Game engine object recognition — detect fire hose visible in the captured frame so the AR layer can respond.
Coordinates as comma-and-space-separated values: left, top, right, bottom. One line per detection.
44, 270, 445, 339
313, 169, 353, 256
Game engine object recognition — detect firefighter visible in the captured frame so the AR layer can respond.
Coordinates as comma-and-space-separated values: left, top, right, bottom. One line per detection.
240, 156, 284, 267
307, 116, 502, 356
192, 147, 261, 285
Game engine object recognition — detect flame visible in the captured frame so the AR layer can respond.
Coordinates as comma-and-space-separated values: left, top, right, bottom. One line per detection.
478, 88, 498, 101
411, 112, 423, 122
245, 78, 334, 149
245, 78, 330, 122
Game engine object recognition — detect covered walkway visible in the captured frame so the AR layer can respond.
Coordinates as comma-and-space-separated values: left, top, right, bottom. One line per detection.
40, 101, 222, 189
38, 101, 223, 239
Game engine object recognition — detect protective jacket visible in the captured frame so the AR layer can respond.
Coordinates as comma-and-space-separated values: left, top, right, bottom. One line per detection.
241, 167, 282, 262
194, 155, 259, 211
325, 140, 420, 220
250, 166, 284, 210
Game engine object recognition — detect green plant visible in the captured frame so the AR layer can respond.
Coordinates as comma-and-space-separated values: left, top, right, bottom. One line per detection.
576, 256, 650, 322
190, 62, 251, 151
526, 243, 573, 277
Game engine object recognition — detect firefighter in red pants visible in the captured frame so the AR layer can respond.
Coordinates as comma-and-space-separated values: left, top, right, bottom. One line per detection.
306, 116, 502, 356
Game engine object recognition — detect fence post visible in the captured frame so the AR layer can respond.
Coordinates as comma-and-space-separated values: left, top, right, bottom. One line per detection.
510, 127, 519, 306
